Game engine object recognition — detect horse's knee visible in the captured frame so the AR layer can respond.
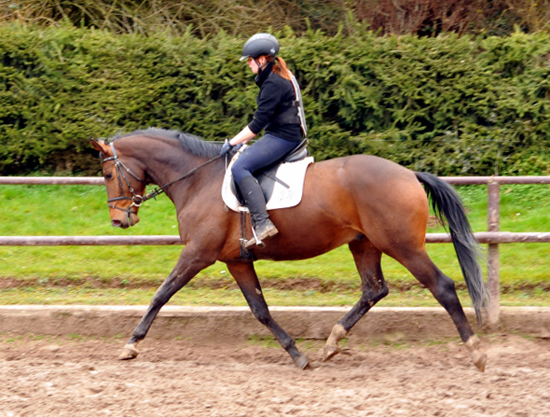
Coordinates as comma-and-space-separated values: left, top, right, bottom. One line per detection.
377, 283, 389, 299
362, 281, 389, 303
149, 291, 171, 310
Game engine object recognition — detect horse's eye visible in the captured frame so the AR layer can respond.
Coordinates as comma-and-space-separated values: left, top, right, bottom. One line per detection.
105, 173, 113, 181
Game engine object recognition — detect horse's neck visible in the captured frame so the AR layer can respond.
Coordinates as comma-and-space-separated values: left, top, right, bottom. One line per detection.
127, 137, 222, 199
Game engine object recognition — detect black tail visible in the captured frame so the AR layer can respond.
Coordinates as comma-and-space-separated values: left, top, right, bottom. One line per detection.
415, 172, 488, 325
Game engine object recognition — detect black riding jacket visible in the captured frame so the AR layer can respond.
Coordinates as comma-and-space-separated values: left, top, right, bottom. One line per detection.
247, 61, 303, 142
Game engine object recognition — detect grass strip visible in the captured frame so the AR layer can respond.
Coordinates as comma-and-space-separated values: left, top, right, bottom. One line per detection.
0, 183, 549, 306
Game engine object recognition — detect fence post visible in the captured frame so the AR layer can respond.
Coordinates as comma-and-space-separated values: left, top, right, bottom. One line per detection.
487, 180, 500, 325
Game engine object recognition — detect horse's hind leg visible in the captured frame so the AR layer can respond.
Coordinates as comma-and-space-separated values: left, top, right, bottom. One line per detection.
399, 250, 487, 371
324, 238, 388, 361
226, 262, 309, 369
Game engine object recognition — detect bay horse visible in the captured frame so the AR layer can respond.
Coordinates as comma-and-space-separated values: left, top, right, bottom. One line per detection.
90, 128, 488, 371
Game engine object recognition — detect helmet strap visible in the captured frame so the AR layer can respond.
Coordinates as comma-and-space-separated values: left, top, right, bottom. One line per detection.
254, 58, 269, 72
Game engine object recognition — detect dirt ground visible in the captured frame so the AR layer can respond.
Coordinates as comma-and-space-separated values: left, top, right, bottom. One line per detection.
1, 333, 549, 417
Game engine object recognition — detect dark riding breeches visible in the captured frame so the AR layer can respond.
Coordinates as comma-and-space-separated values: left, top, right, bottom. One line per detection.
231, 133, 300, 185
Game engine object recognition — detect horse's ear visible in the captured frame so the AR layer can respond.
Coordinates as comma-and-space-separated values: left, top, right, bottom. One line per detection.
90, 138, 108, 153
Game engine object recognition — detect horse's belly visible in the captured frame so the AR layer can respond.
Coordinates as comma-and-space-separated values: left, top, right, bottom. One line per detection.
255, 227, 358, 262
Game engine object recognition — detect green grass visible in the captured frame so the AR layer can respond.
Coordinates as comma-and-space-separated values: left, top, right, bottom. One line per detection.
1, 182, 549, 306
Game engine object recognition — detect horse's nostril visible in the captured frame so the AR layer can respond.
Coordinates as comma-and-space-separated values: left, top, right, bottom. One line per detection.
111, 219, 122, 228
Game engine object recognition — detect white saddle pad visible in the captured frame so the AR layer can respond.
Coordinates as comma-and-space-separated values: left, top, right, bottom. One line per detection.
221, 146, 314, 213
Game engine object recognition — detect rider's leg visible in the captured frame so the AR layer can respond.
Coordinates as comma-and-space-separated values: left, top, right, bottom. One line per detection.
237, 175, 278, 247
232, 134, 298, 247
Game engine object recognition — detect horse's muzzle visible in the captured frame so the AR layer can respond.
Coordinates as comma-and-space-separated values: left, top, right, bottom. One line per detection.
111, 213, 139, 229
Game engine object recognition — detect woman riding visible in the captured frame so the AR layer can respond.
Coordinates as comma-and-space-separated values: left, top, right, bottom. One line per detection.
220, 33, 307, 249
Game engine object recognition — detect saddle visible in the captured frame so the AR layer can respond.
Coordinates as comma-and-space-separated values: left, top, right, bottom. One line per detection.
221, 140, 314, 212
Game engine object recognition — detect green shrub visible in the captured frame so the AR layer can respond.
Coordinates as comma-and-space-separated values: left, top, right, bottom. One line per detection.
1, 23, 550, 176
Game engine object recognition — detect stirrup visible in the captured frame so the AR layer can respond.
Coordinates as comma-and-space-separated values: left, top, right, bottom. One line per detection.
244, 236, 262, 250
244, 228, 268, 250
244, 221, 278, 249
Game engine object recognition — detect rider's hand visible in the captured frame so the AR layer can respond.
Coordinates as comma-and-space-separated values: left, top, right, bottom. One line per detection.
220, 140, 234, 156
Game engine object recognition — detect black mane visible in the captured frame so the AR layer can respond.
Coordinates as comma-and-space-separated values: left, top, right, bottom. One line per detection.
109, 128, 222, 159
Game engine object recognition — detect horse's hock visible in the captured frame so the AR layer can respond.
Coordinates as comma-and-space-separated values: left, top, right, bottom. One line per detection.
0, 306, 549, 343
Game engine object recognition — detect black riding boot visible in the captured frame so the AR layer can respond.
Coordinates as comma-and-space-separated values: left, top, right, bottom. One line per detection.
238, 176, 278, 249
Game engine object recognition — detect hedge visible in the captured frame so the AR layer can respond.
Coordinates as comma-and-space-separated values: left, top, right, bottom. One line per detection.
1, 23, 550, 176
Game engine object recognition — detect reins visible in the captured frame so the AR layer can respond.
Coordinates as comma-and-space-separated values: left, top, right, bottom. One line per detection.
140, 153, 224, 202
102, 141, 223, 217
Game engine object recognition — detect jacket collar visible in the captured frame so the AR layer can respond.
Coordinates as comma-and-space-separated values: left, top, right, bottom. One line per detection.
255, 60, 275, 87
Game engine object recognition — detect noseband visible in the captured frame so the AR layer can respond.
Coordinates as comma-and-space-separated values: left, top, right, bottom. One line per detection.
101, 141, 223, 220
102, 142, 147, 219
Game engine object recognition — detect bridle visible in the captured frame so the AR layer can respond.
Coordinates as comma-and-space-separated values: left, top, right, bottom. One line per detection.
102, 141, 223, 220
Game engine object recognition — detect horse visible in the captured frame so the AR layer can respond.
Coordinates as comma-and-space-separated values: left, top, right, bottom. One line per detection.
90, 127, 488, 371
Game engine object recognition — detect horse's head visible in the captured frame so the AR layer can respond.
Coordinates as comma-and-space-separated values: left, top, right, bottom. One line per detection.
91, 138, 146, 229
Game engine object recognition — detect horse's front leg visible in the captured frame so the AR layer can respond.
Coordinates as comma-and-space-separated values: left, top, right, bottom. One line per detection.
226, 262, 309, 369
119, 247, 215, 360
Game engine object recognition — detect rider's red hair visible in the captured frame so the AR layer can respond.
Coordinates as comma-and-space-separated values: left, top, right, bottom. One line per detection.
262, 55, 292, 81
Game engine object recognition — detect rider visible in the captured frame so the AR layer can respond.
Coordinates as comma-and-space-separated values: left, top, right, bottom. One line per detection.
220, 33, 307, 249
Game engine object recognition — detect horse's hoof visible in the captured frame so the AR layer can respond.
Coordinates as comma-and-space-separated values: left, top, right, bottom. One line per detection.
119, 343, 139, 360
293, 353, 309, 370
475, 353, 487, 372
323, 345, 340, 362
465, 335, 486, 372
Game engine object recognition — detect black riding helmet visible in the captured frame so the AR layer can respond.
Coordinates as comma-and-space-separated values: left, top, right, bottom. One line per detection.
240, 33, 279, 61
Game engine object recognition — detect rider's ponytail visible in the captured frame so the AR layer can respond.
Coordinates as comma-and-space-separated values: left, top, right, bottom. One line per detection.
269, 56, 292, 81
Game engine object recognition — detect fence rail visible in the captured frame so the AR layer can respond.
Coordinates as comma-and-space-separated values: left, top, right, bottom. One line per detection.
1, 175, 550, 325
1, 232, 550, 247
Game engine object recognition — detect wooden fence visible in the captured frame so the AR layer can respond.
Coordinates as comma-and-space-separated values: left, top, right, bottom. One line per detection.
1, 175, 550, 325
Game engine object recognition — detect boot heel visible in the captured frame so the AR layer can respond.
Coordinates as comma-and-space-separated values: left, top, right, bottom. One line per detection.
245, 220, 278, 249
